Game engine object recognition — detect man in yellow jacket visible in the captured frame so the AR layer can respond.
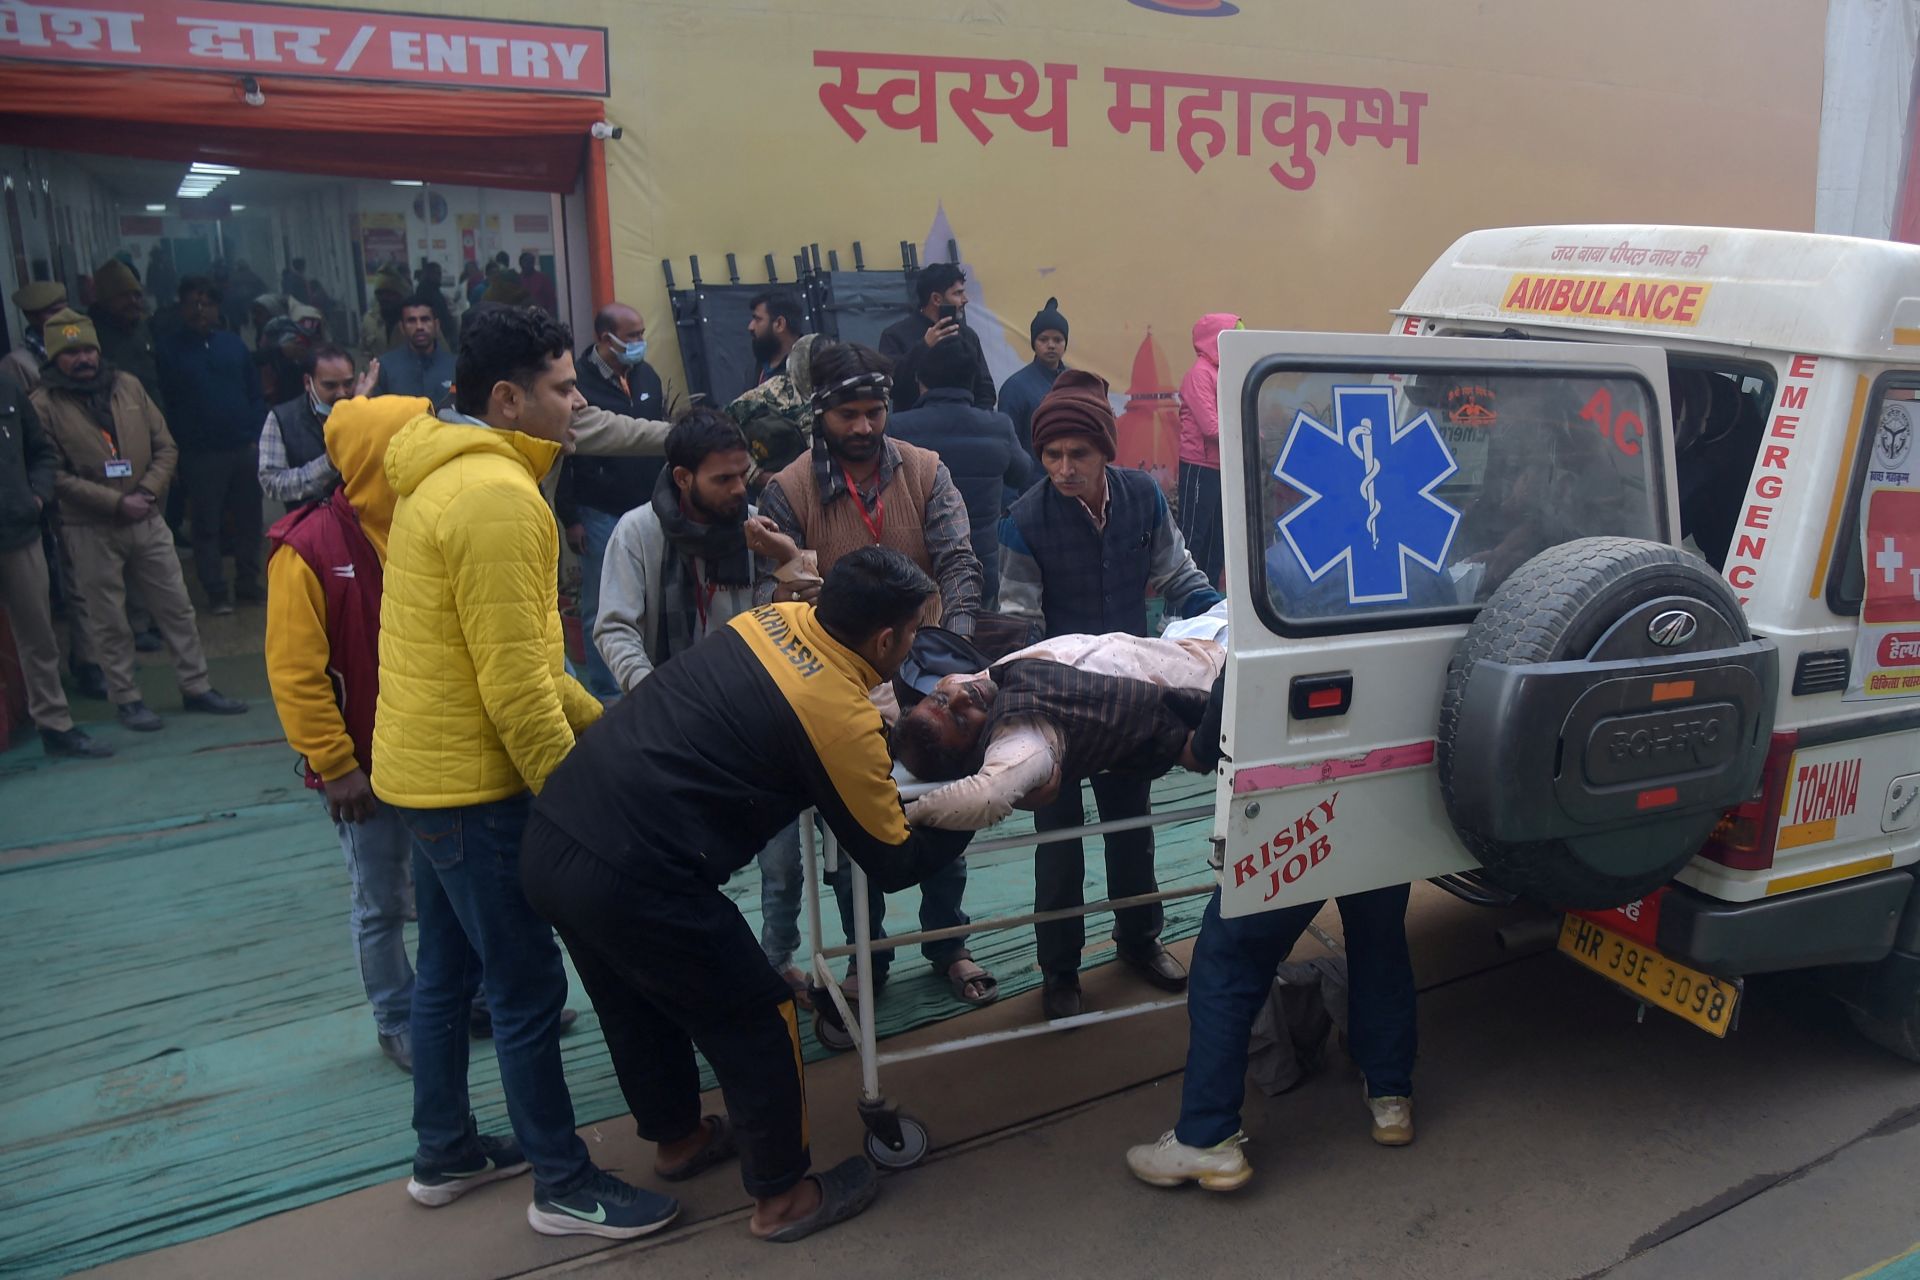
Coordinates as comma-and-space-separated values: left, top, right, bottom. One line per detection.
370, 307, 677, 1240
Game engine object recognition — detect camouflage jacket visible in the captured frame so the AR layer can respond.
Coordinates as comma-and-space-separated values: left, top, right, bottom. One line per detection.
726, 333, 821, 492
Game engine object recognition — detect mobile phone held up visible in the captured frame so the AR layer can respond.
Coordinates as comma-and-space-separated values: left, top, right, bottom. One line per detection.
937, 304, 959, 324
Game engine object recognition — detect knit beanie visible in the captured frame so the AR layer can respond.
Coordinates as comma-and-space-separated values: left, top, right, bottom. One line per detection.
41, 308, 99, 359
12, 280, 66, 313
481, 270, 531, 306
1030, 296, 1068, 346
1030, 369, 1116, 461
93, 259, 142, 303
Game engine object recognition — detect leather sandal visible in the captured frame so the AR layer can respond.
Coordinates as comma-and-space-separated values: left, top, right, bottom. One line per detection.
757, 1157, 880, 1244
657, 1115, 738, 1182
946, 955, 1000, 1007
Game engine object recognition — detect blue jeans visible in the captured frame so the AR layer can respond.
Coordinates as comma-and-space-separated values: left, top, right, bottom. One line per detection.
576, 505, 623, 703
756, 820, 810, 970
1176, 885, 1416, 1149
395, 794, 592, 1196
755, 819, 971, 974
335, 801, 415, 1037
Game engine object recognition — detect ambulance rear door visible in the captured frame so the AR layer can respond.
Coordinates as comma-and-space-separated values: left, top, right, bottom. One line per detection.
1211, 330, 1676, 917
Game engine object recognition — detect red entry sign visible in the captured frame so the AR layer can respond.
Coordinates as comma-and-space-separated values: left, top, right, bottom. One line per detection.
0, 0, 610, 95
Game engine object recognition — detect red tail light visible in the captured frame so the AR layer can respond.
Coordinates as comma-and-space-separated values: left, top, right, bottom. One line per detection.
1698, 729, 1798, 871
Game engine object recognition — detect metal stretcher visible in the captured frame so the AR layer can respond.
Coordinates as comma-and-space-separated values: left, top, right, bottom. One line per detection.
798, 782, 1216, 1169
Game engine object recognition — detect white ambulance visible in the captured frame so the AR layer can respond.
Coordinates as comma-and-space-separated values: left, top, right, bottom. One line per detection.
1215, 225, 1920, 1055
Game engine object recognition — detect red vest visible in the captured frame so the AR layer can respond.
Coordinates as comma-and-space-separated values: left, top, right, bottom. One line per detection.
268, 491, 384, 790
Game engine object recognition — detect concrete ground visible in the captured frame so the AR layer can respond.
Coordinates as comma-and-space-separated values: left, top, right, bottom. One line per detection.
77, 886, 1920, 1280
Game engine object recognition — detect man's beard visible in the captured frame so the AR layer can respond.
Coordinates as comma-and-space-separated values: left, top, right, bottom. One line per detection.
686, 487, 746, 526
824, 431, 881, 464
751, 331, 781, 365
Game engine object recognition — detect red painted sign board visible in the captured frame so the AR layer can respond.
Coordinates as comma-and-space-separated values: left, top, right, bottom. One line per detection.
0, 0, 609, 95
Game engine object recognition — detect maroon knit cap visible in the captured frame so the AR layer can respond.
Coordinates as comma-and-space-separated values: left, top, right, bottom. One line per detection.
1030, 368, 1116, 461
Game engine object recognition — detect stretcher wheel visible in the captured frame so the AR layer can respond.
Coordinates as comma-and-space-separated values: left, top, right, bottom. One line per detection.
812, 1006, 854, 1053
863, 1114, 929, 1170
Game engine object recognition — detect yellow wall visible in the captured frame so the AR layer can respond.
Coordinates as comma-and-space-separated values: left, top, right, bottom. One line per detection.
304, 0, 1824, 403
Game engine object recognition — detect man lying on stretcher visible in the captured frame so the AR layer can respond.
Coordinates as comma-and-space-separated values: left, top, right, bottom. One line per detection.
890, 630, 1226, 831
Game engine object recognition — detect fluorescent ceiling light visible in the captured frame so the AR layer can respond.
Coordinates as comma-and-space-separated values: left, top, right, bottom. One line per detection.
190, 162, 241, 175
231, 204, 246, 212
390, 179, 423, 186
145, 203, 166, 212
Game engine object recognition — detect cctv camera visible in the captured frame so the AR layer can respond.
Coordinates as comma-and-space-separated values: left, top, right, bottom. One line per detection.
590, 121, 623, 141
242, 75, 265, 107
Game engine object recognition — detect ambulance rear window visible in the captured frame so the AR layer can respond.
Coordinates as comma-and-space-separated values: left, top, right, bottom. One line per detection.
1244, 363, 1667, 631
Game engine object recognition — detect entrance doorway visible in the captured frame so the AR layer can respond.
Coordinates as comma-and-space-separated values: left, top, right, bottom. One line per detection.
0, 65, 609, 367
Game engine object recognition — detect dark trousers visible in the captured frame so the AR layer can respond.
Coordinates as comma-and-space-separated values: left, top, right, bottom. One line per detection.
1177, 460, 1225, 589
394, 794, 593, 1197
1032, 773, 1163, 976
521, 814, 811, 1199
1176, 885, 1416, 1148
179, 445, 262, 600
848, 855, 971, 974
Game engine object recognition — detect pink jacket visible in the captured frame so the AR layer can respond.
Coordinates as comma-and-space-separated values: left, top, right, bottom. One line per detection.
1177, 312, 1240, 469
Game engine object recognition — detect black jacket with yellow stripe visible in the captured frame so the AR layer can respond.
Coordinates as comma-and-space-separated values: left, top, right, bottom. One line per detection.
533, 601, 969, 892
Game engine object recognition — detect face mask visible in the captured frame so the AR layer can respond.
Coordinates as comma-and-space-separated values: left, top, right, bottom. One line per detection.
310, 394, 333, 419
619, 339, 647, 365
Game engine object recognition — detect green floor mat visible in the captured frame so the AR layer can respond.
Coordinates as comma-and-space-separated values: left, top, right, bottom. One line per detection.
0, 656, 1215, 1279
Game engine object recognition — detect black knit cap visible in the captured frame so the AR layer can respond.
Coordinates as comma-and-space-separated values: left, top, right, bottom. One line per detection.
1030, 296, 1068, 346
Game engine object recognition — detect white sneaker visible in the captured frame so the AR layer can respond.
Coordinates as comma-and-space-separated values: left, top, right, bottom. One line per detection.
1365, 1090, 1413, 1146
1125, 1130, 1251, 1191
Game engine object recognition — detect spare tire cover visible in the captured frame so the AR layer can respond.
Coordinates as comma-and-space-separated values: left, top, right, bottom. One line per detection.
1437, 536, 1776, 909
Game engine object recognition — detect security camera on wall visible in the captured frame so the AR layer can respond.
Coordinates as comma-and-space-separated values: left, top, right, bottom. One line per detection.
590, 121, 623, 141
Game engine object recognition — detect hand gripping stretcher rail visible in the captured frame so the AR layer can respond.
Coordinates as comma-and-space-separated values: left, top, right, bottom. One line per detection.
796, 773, 1341, 1169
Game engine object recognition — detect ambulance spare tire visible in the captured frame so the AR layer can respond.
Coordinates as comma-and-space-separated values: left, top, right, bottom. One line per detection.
1437, 537, 1777, 910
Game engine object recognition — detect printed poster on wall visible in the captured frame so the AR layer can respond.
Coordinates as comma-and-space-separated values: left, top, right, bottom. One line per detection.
1847, 398, 1920, 699
457, 213, 480, 264
358, 212, 408, 278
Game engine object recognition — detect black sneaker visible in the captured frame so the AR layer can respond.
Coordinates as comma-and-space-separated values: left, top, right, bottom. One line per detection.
40, 727, 114, 759
527, 1168, 679, 1240
406, 1133, 530, 1207
133, 627, 164, 653
116, 700, 164, 732
182, 689, 249, 716
40, 729, 114, 759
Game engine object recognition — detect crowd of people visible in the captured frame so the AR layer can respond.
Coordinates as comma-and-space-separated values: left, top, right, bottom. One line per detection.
0, 259, 1415, 1243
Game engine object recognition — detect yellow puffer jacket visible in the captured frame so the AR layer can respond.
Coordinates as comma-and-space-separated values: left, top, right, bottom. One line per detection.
371, 412, 601, 808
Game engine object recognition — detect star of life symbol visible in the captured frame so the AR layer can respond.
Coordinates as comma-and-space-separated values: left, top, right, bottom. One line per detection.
1273, 385, 1461, 604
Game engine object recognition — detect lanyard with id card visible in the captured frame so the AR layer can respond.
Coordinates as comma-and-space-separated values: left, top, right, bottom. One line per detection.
101, 429, 132, 479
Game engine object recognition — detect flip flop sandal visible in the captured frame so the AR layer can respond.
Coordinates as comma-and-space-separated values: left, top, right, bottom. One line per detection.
760, 1157, 880, 1245
947, 961, 1000, 1007
658, 1115, 738, 1182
